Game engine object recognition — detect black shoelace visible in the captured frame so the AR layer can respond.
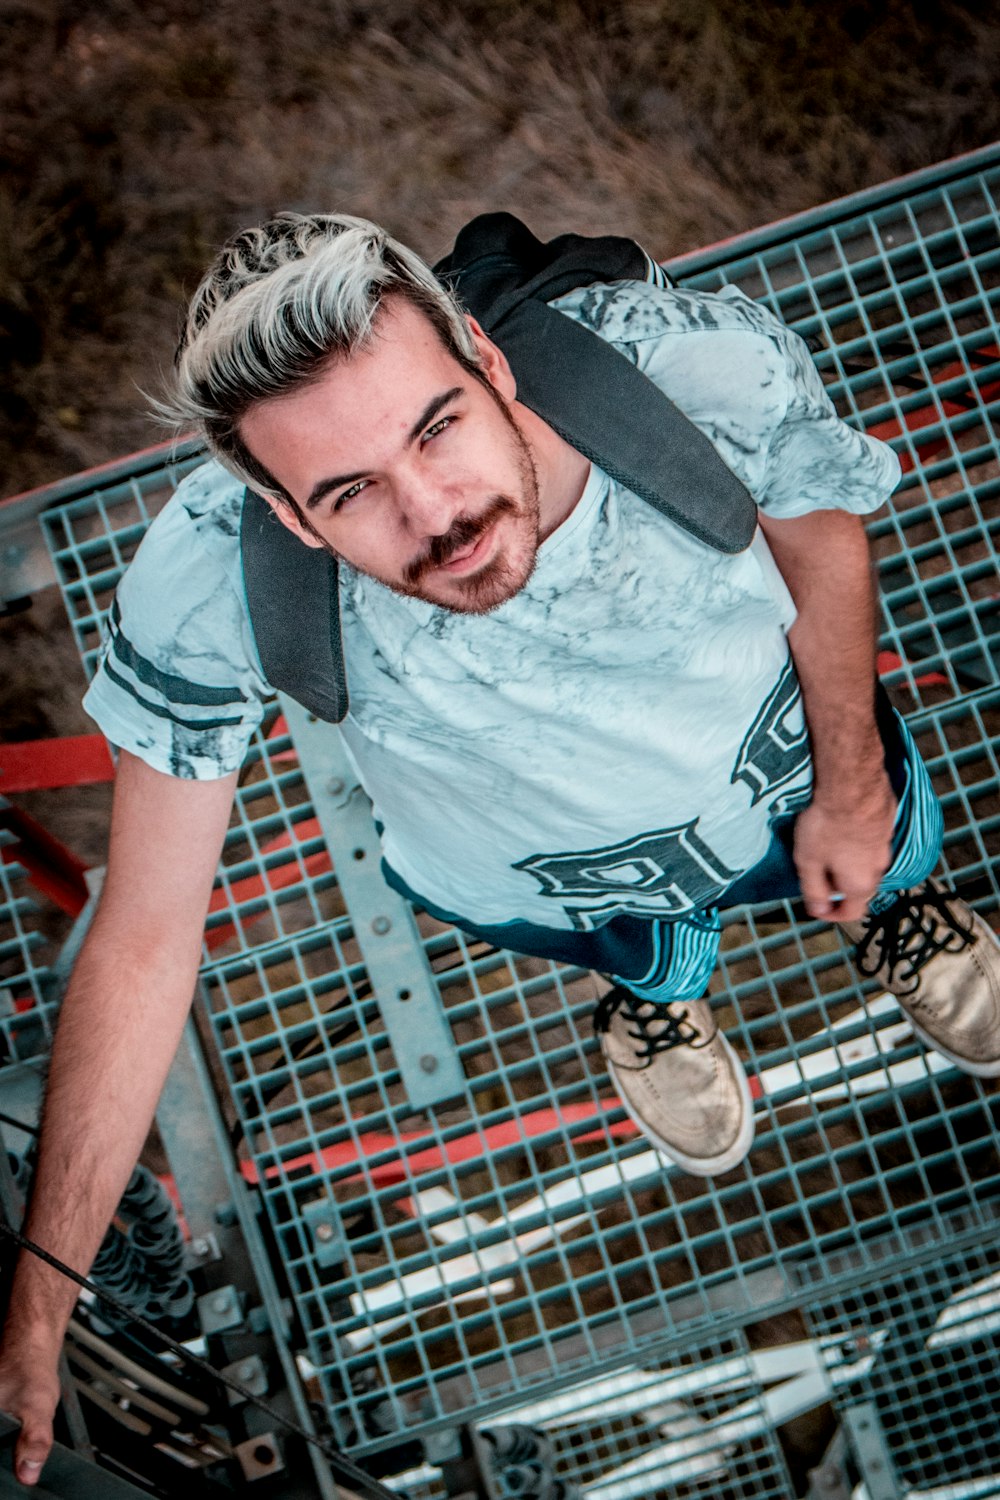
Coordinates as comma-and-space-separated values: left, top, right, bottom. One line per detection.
854, 883, 976, 997
593, 985, 699, 1065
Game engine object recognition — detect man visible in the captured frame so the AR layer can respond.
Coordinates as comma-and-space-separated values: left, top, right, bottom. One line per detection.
2, 212, 999, 1486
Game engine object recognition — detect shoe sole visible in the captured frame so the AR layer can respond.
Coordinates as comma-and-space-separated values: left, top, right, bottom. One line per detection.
906, 1017, 1000, 1077
606, 1030, 755, 1178
905, 923, 1000, 1079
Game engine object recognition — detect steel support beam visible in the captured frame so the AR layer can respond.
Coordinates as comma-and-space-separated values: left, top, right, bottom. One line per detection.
281, 697, 465, 1110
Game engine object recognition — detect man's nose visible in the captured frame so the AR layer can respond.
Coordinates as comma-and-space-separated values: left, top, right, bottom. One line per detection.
396, 469, 463, 538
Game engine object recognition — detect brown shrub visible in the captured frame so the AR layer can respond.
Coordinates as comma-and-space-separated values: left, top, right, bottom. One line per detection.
2, 0, 1000, 493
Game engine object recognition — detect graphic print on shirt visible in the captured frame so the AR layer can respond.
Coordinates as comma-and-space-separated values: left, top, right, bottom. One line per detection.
514, 661, 812, 929
730, 658, 812, 812
513, 821, 740, 931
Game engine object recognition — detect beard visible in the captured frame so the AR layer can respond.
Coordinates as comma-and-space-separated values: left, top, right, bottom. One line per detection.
398, 490, 536, 614
400, 396, 541, 614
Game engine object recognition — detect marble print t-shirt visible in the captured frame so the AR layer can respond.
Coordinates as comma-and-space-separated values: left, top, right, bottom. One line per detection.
83, 279, 901, 932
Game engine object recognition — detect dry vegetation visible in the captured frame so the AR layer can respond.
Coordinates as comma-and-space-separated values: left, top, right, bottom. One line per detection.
3, 0, 1000, 497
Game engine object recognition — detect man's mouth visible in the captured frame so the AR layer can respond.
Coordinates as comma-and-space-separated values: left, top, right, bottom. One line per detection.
437, 521, 498, 575
405, 496, 516, 588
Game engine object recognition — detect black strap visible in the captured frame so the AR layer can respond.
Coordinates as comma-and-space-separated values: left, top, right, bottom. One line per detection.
435, 212, 652, 321
241, 490, 349, 724
486, 297, 757, 554
436, 212, 757, 555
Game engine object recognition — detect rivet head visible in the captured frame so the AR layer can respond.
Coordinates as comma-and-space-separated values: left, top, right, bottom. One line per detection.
371, 915, 391, 935
420, 1054, 438, 1074
327, 777, 344, 796
212, 1292, 232, 1313
315, 1221, 335, 1243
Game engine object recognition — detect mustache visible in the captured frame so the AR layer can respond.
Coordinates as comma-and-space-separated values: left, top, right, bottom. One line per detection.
403, 495, 519, 587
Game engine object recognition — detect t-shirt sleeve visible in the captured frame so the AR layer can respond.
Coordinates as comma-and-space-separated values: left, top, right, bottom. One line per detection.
753, 298, 902, 520
562, 279, 902, 524
82, 477, 270, 780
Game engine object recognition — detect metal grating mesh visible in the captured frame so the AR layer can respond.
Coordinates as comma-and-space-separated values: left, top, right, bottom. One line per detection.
0, 840, 58, 1065
37, 463, 345, 968
22, 146, 1000, 1482
803, 1214, 1000, 1493
40, 453, 203, 681
388, 1329, 798, 1500
676, 162, 1000, 711
481, 1329, 796, 1500
200, 708, 344, 967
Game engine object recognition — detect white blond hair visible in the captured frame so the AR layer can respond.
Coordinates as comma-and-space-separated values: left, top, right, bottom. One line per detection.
160, 212, 479, 504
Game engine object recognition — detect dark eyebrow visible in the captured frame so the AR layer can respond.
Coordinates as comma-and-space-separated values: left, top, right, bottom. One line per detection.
305, 470, 367, 511
405, 385, 463, 446
305, 385, 465, 512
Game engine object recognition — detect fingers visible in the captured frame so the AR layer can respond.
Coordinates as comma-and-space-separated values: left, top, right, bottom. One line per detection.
793, 803, 892, 924
0, 1353, 59, 1489
830, 886, 876, 923
827, 848, 891, 923
799, 858, 885, 923
794, 808, 844, 921
799, 864, 839, 922
800, 858, 881, 923
15, 1408, 54, 1487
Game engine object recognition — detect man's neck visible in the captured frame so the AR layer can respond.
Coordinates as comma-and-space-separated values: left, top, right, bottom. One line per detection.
514, 401, 592, 541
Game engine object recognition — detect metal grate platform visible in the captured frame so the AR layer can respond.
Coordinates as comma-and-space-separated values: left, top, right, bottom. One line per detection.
3, 144, 999, 1496
0, 840, 58, 1065
802, 1206, 1000, 1496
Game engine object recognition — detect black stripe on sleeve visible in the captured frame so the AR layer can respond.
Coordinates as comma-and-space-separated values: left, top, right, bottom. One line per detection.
101, 658, 248, 731
109, 596, 249, 706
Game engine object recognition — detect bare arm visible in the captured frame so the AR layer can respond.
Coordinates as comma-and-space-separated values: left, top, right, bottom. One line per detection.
0, 751, 238, 1486
758, 508, 896, 923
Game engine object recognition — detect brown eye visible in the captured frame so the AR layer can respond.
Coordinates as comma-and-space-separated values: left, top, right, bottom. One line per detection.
423, 415, 455, 442
334, 479, 371, 511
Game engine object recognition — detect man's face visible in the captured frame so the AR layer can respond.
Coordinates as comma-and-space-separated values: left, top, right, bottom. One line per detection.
240, 298, 542, 614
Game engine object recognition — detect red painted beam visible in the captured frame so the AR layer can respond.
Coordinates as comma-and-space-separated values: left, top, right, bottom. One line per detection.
865, 347, 1000, 472
0, 803, 91, 916
238, 1079, 767, 1191
0, 735, 115, 793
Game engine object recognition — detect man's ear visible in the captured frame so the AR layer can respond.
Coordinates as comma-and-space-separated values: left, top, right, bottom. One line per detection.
259, 492, 326, 550
466, 316, 517, 403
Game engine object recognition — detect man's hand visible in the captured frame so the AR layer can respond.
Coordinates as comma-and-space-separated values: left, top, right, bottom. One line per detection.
758, 508, 892, 924
793, 772, 897, 922
0, 1332, 61, 1486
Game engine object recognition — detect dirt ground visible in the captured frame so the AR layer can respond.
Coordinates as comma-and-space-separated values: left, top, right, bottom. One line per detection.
4, 0, 1000, 495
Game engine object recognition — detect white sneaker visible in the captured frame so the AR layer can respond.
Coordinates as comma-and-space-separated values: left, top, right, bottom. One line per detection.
841, 879, 1000, 1077
594, 986, 754, 1177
